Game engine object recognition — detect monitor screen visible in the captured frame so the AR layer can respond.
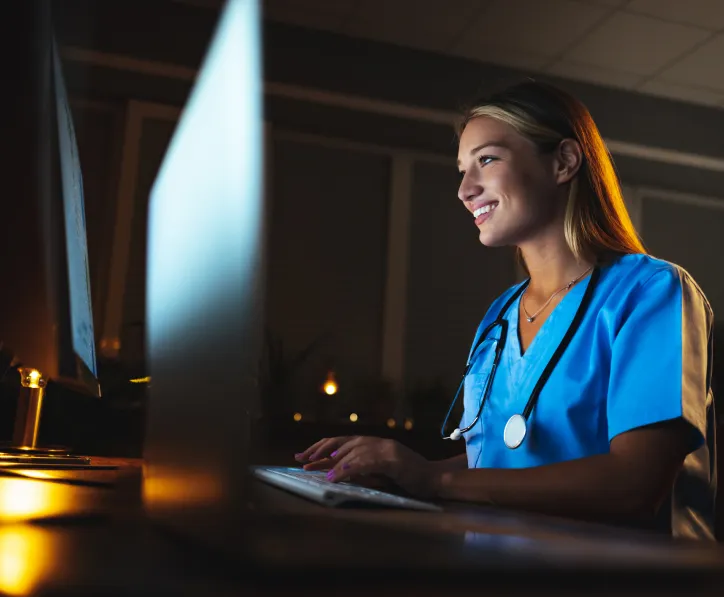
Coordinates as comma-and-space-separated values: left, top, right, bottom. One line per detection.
0, 2, 99, 397
143, 0, 264, 554
52, 38, 97, 378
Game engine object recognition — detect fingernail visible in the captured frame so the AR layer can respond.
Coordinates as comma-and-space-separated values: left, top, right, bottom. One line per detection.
294, 453, 305, 460
342, 463, 350, 470
308, 452, 318, 461
330, 450, 338, 458
326, 470, 335, 481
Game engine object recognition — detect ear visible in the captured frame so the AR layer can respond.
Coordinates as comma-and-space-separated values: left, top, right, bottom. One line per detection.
553, 138, 583, 185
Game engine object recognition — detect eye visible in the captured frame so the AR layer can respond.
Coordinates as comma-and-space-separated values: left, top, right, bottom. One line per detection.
478, 155, 497, 166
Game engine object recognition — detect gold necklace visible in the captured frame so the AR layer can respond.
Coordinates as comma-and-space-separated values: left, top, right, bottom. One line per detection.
522, 266, 593, 323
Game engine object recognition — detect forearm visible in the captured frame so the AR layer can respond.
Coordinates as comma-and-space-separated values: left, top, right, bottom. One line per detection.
428, 453, 468, 474
434, 453, 672, 520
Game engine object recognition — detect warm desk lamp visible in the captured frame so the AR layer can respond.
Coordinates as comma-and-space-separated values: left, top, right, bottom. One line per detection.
0, 367, 91, 465
13, 367, 46, 448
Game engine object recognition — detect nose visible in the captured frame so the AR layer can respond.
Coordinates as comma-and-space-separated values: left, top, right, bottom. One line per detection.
458, 171, 482, 204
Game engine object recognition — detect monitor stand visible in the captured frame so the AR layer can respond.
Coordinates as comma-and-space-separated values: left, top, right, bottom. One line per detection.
0, 367, 93, 467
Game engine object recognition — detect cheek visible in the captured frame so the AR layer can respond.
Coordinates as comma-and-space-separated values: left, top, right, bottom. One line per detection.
494, 169, 534, 212
507, 167, 554, 214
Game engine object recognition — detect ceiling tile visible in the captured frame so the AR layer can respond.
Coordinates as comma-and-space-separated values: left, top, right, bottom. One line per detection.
264, 0, 355, 18
659, 34, 724, 91
637, 78, 724, 107
546, 60, 643, 89
626, 0, 724, 31
262, 0, 356, 30
576, 0, 629, 6
172, 0, 224, 7
344, 0, 483, 53
454, 43, 551, 71
452, 0, 608, 59
565, 12, 710, 76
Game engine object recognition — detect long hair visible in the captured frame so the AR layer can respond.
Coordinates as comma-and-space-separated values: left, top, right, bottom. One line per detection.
458, 81, 645, 262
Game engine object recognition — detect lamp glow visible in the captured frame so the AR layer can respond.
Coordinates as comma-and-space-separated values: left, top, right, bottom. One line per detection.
293, 412, 302, 422
404, 419, 414, 431
386, 418, 396, 429
349, 413, 358, 423
19, 369, 45, 390
323, 372, 338, 395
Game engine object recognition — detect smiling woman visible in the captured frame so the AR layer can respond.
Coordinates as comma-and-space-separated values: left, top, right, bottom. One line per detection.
295, 81, 717, 541
456, 83, 644, 262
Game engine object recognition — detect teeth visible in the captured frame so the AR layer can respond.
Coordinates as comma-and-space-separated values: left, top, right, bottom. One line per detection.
473, 203, 497, 218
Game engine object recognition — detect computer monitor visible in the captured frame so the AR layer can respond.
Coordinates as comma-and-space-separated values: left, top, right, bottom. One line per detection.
142, 0, 264, 557
0, 0, 99, 398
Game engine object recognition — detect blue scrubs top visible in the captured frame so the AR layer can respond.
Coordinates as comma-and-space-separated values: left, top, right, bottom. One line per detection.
461, 253, 716, 539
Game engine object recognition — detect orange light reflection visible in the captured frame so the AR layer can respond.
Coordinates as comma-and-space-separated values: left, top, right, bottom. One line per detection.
143, 466, 225, 508
0, 479, 73, 522
0, 527, 54, 596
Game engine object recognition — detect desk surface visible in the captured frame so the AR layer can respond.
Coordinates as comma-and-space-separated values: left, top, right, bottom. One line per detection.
1, 458, 724, 596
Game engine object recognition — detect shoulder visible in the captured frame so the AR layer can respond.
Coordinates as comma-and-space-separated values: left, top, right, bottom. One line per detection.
600, 253, 713, 323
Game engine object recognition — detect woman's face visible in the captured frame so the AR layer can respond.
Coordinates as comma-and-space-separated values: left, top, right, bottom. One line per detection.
457, 116, 563, 248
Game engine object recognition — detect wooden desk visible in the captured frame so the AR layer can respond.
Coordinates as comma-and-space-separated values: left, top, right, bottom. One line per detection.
1, 458, 724, 596
250, 478, 724, 566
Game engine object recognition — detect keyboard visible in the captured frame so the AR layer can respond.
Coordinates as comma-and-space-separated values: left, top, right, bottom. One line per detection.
252, 466, 442, 512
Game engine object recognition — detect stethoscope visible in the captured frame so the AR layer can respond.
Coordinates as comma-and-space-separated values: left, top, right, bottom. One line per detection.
441, 266, 601, 449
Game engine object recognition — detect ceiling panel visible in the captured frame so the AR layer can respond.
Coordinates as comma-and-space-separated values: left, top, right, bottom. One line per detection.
637, 78, 724, 107
262, 0, 357, 30
546, 59, 643, 89
452, 0, 607, 59
626, 0, 724, 31
454, 42, 551, 71
565, 11, 711, 76
265, 0, 356, 18
576, 0, 629, 6
344, 0, 483, 53
261, 0, 724, 111
659, 34, 724, 92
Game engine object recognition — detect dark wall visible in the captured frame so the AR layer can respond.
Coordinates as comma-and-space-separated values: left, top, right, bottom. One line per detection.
266, 137, 390, 410
405, 163, 515, 395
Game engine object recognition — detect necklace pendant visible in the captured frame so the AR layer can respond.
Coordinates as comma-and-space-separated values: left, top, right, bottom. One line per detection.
526, 316, 534, 323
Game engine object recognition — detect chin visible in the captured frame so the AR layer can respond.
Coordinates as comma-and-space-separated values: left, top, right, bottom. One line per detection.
477, 228, 508, 248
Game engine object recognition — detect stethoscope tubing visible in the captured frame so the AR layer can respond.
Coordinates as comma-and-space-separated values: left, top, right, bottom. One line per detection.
441, 267, 600, 444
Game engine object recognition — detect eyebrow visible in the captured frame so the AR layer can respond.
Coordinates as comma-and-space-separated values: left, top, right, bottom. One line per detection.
457, 141, 509, 166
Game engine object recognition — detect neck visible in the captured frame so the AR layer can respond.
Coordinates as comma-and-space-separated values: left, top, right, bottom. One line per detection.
519, 225, 593, 298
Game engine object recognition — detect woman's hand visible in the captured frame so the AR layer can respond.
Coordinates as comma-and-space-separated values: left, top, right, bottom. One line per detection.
294, 436, 354, 466
295, 436, 438, 498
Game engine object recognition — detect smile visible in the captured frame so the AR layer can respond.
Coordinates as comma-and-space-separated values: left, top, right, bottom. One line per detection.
473, 203, 498, 218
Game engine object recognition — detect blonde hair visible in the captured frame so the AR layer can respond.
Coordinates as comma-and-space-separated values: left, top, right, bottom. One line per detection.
459, 81, 645, 262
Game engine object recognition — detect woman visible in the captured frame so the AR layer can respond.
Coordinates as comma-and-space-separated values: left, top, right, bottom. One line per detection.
295, 81, 717, 539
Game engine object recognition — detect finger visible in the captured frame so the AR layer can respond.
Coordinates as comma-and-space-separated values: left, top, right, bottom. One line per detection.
297, 437, 351, 462
295, 437, 340, 462
327, 436, 366, 463
301, 458, 334, 471
294, 438, 330, 462
327, 450, 380, 484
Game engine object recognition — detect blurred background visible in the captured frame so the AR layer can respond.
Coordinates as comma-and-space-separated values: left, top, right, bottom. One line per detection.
8, 0, 723, 460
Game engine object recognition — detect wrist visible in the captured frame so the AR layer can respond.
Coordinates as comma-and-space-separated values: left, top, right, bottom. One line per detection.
426, 463, 446, 499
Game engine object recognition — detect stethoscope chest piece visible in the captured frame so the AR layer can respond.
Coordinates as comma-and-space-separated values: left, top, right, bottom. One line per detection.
503, 414, 527, 449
